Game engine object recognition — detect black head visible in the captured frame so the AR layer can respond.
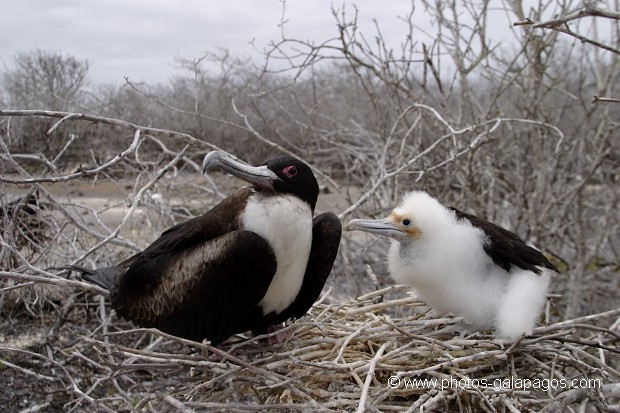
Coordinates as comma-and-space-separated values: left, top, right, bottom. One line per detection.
202, 151, 319, 211
261, 155, 319, 211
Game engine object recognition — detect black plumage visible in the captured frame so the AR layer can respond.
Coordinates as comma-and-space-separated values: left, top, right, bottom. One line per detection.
449, 208, 558, 275
67, 152, 341, 345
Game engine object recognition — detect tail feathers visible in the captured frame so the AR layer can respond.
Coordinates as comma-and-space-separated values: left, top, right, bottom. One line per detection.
63, 264, 118, 291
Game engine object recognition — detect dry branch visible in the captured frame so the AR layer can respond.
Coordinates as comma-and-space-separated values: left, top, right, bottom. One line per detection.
513, 4, 620, 56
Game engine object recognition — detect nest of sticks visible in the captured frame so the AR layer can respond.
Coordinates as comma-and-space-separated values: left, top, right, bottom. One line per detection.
4, 286, 616, 413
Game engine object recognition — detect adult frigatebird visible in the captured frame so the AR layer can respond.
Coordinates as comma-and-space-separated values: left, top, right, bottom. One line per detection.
346, 190, 557, 340
68, 151, 341, 344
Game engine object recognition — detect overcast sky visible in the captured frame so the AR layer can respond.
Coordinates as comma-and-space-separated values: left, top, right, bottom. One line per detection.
2, 0, 435, 85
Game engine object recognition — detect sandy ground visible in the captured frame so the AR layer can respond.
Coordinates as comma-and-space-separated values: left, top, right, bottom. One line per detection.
11, 172, 360, 227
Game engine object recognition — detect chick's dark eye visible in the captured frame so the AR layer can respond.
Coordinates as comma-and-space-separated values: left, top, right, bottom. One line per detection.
403, 219, 411, 226
283, 165, 297, 177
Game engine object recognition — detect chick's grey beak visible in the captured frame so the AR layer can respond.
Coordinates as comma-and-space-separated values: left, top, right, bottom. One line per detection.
345, 218, 407, 241
202, 150, 280, 190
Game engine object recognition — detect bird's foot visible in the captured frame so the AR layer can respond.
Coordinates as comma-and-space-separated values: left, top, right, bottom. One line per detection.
264, 323, 290, 345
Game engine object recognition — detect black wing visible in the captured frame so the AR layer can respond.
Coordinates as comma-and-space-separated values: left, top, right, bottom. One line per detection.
449, 207, 558, 275
118, 188, 252, 268
67, 189, 252, 295
113, 188, 252, 297
276, 212, 342, 322
111, 230, 277, 344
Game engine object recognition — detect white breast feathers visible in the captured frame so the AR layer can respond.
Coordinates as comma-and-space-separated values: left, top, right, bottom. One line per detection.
242, 193, 313, 315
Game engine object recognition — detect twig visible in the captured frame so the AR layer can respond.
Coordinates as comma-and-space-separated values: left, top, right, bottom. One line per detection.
592, 96, 620, 104
356, 342, 388, 413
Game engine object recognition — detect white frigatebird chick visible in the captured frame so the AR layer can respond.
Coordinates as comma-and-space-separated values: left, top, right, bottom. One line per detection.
67, 151, 341, 345
346, 191, 557, 340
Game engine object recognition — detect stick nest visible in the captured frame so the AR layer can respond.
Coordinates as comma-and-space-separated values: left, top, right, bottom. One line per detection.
3, 286, 618, 412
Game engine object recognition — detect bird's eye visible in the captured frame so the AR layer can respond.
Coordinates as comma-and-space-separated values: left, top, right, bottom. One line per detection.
283, 165, 297, 177
403, 219, 411, 227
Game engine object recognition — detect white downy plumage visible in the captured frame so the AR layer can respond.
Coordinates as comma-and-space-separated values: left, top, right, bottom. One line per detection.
347, 191, 555, 341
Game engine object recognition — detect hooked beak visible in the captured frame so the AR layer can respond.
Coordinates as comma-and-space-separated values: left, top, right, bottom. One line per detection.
345, 218, 408, 242
202, 151, 281, 190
